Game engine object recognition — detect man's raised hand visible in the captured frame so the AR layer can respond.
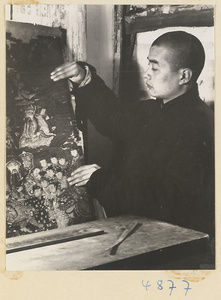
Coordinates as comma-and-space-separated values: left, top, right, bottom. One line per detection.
50, 62, 85, 84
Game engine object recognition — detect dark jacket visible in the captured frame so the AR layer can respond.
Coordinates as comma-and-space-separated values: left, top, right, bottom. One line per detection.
73, 71, 214, 237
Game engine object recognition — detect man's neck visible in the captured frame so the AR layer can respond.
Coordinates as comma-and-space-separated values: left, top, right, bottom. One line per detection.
162, 82, 195, 104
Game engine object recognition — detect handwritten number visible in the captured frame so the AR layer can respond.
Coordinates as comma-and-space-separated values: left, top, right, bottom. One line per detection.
142, 280, 151, 291
157, 280, 163, 290
141, 279, 192, 295
167, 280, 176, 296
183, 280, 191, 296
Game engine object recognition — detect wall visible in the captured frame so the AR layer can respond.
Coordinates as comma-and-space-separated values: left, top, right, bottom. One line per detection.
85, 5, 114, 167
86, 5, 114, 88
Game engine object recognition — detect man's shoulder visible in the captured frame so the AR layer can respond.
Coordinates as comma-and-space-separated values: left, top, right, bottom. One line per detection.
193, 98, 214, 121
187, 99, 214, 137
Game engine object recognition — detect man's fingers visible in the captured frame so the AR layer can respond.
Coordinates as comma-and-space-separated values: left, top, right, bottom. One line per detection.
68, 173, 90, 186
71, 165, 88, 176
71, 164, 100, 177
50, 62, 84, 82
50, 64, 77, 81
69, 178, 88, 187
68, 164, 101, 186
51, 62, 76, 74
68, 170, 91, 184
75, 180, 88, 187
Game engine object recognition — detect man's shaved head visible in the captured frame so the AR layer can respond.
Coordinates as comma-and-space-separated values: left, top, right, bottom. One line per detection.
152, 31, 205, 81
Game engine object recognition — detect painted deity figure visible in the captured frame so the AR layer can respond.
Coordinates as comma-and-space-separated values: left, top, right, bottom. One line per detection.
70, 148, 81, 171
19, 151, 34, 177
6, 116, 15, 150
6, 158, 22, 191
40, 178, 51, 201
40, 159, 50, 171
50, 156, 59, 171
45, 166, 56, 181
56, 169, 68, 190
24, 167, 42, 196
48, 182, 61, 201
6, 203, 43, 233
29, 186, 50, 231
19, 105, 55, 149
32, 167, 42, 184
58, 157, 69, 174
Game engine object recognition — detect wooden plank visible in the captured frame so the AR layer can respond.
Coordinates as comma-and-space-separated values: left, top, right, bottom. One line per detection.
6, 226, 105, 253
125, 8, 214, 34
6, 215, 209, 270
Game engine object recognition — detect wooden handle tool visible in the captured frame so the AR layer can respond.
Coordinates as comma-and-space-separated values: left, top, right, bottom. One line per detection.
109, 221, 139, 255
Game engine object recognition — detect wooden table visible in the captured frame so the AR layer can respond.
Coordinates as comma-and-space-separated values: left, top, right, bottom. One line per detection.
6, 215, 210, 270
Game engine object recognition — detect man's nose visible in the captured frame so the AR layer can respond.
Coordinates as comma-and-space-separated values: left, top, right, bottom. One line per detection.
144, 68, 151, 80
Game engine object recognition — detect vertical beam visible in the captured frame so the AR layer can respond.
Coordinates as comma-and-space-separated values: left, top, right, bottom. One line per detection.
113, 5, 124, 96
64, 5, 86, 62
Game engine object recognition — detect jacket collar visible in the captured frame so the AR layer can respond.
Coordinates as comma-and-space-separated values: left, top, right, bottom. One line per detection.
156, 84, 200, 110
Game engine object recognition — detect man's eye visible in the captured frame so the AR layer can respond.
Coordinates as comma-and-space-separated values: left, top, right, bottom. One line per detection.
152, 67, 157, 71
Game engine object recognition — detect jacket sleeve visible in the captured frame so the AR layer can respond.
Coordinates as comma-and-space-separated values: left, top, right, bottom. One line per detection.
73, 70, 155, 143
86, 167, 127, 216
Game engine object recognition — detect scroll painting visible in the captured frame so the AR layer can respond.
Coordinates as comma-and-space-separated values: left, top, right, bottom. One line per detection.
6, 21, 94, 238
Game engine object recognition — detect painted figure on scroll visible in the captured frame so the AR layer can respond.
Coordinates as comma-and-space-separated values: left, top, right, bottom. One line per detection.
19, 105, 55, 149
50, 31, 214, 240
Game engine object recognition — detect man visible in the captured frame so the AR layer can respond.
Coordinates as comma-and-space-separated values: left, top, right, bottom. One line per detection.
50, 31, 214, 239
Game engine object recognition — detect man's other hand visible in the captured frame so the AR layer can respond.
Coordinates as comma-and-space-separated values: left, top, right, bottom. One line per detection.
50, 62, 85, 84
67, 164, 101, 187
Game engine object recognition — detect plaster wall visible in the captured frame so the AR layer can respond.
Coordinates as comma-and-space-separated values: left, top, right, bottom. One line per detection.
85, 5, 114, 167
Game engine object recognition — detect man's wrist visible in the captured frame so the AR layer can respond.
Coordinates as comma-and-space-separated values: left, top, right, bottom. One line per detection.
69, 65, 92, 88
78, 66, 92, 87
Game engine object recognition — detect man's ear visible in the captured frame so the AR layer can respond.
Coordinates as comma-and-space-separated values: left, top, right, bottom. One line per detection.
179, 68, 193, 85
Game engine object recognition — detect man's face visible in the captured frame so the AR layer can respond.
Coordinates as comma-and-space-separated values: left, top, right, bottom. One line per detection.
145, 45, 181, 101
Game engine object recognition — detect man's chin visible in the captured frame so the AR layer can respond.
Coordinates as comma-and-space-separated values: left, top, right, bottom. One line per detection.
147, 90, 156, 98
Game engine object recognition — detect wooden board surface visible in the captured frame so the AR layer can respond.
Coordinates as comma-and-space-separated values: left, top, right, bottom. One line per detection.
6, 215, 209, 270
6, 226, 105, 253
